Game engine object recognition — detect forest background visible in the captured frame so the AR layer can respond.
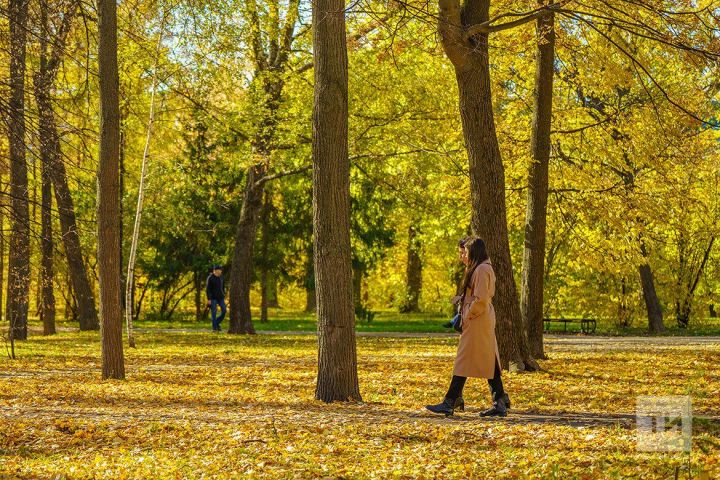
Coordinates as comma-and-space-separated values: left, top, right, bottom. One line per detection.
1, 0, 719, 339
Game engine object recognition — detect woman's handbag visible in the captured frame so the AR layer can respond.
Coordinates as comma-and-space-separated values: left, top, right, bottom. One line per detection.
453, 295, 464, 333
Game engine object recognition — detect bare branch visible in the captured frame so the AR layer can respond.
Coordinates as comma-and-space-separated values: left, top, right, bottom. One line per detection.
254, 165, 311, 189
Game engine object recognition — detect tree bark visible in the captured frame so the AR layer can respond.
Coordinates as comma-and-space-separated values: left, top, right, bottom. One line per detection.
439, 0, 537, 371
260, 268, 269, 323
521, 8, 554, 359
97, 0, 125, 379
312, 0, 361, 402
228, 166, 264, 334
267, 273, 280, 308
676, 237, 715, 327
31, 1, 98, 331
0, 205, 5, 337
227, 0, 300, 333
194, 271, 204, 322
400, 225, 422, 313
259, 189, 272, 323
638, 242, 664, 333
34, 0, 67, 337
53, 154, 99, 330
40, 160, 56, 336
6, 0, 30, 342
639, 263, 663, 333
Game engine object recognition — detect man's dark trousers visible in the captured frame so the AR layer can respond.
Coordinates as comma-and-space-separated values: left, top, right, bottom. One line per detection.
210, 299, 227, 331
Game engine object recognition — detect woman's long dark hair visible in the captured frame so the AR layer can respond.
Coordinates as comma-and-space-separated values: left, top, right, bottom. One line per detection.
460, 237, 489, 294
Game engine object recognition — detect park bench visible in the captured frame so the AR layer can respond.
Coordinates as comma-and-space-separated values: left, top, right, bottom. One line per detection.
543, 317, 597, 334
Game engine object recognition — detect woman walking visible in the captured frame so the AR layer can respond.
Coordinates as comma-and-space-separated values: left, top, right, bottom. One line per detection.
426, 237, 510, 417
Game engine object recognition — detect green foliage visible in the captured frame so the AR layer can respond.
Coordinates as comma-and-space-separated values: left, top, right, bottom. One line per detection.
4, 0, 719, 327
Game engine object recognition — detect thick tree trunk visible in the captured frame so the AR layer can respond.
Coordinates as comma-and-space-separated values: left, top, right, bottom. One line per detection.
451, 2, 537, 372
639, 263, 664, 333
52, 153, 99, 331
710, 304, 717, 318
312, 0, 361, 402
400, 225, 422, 313
638, 242, 664, 333
228, 166, 264, 334
6, 0, 30, 342
521, 9, 554, 359
97, 0, 125, 379
437, 0, 537, 371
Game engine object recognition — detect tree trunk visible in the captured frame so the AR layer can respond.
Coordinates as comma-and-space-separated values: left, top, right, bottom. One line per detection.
52, 153, 99, 330
6, 0, 30, 342
194, 271, 204, 322
259, 189, 272, 323
400, 225, 422, 313
305, 285, 316, 313
444, 0, 537, 371
124, 11, 164, 348
709, 304, 717, 318
312, 0, 361, 402
260, 268, 269, 323
676, 237, 714, 328
64, 274, 78, 322
521, 9, 555, 359
639, 263, 664, 333
97, 0, 125, 379
31, 0, 99, 331
638, 242, 664, 333
267, 273, 280, 308
0, 206, 5, 335
40, 159, 56, 336
35, 0, 59, 337
35, 71, 98, 331
228, 166, 264, 334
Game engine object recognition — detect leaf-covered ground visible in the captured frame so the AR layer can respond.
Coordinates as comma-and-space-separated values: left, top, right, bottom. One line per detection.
1, 331, 718, 479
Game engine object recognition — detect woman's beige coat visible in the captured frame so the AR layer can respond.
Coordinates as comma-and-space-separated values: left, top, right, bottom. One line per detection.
453, 259, 500, 379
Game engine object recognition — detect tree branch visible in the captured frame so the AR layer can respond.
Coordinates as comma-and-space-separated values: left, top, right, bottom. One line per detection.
437, 0, 466, 68
464, 1, 568, 40
254, 165, 311, 189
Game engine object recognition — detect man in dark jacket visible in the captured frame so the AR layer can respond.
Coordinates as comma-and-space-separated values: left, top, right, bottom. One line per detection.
206, 265, 226, 332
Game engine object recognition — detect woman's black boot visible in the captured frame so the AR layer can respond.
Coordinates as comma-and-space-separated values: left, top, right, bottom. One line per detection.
426, 397, 463, 416
479, 393, 508, 417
